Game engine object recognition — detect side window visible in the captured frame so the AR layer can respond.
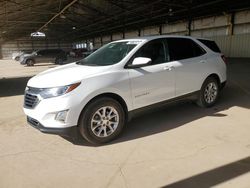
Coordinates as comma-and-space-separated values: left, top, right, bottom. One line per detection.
43, 50, 50, 56
167, 38, 205, 61
37, 50, 45, 56
48, 50, 58, 56
50, 50, 58, 56
133, 39, 167, 65
54, 50, 62, 55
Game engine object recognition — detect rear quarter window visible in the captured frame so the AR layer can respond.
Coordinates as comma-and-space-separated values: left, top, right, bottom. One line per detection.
198, 39, 221, 53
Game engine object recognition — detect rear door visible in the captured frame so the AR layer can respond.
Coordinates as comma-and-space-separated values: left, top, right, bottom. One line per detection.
35, 50, 52, 63
166, 38, 207, 96
48, 50, 59, 62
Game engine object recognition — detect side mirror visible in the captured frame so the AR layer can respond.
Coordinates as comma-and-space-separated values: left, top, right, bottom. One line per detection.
130, 57, 152, 68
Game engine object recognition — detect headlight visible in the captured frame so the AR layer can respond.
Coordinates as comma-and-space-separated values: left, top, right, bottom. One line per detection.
39, 82, 81, 99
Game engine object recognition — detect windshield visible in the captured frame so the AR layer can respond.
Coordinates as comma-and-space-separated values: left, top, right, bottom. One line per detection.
32, 51, 38, 55
77, 41, 139, 66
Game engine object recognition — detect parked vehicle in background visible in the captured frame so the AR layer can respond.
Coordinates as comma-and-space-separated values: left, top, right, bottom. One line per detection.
20, 49, 67, 66
82, 49, 98, 58
23, 35, 227, 144
69, 49, 88, 58
12, 50, 33, 61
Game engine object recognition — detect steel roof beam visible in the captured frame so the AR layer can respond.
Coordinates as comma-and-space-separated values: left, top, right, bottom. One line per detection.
37, 0, 78, 32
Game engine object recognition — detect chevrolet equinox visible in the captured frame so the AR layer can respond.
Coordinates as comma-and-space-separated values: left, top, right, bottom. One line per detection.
23, 36, 227, 144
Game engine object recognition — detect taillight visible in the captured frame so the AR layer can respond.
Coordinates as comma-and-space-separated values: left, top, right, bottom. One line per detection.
221, 55, 227, 65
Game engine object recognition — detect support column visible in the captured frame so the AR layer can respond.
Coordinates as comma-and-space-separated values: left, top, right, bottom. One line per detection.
187, 3, 192, 36
228, 12, 235, 35
159, 25, 163, 35
100, 35, 103, 46
122, 29, 125, 39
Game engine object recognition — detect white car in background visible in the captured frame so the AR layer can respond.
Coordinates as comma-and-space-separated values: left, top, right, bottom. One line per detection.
23, 35, 227, 144
12, 50, 32, 61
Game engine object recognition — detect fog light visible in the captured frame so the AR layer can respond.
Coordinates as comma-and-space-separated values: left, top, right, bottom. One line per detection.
55, 110, 68, 122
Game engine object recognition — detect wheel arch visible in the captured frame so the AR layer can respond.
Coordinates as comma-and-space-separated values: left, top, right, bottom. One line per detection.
25, 58, 35, 64
77, 92, 129, 126
204, 73, 221, 87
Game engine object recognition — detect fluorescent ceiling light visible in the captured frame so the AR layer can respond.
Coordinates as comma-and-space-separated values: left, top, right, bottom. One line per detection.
31, 32, 46, 37
60, 14, 66, 19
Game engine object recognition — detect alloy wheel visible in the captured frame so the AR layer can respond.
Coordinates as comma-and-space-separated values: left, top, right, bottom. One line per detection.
204, 82, 218, 104
90, 106, 119, 138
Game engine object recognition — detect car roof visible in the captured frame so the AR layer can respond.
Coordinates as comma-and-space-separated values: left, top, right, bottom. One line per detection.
37, 49, 63, 51
114, 35, 210, 43
195, 37, 214, 41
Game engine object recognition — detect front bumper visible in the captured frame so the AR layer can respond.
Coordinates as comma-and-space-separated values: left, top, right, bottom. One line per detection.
220, 81, 227, 90
27, 116, 77, 137
23, 88, 84, 129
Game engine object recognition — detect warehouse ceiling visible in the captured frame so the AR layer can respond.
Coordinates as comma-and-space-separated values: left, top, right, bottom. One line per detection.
0, 0, 250, 42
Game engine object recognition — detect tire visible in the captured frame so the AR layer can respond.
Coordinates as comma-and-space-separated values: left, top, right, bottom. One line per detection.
78, 97, 125, 144
196, 77, 220, 108
15, 56, 20, 61
26, 59, 34, 66
55, 58, 64, 65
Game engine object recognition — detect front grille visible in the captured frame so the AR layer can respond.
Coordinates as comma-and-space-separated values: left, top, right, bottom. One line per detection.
24, 93, 39, 108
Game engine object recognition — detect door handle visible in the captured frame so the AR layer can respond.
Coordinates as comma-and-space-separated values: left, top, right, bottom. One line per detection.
163, 66, 174, 71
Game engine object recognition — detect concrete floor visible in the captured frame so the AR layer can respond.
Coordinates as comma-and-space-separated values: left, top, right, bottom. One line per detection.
0, 59, 249, 188
0, 60, 58, 79
0, 58, 81, 79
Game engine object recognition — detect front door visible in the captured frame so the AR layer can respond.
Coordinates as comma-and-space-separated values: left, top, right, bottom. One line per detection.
127, 39, 176, 109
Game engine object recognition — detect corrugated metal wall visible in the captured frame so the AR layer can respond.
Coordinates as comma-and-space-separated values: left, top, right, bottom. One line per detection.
211, 34, 250, 57
125, 30, 139, 38
91, 9, 250, 58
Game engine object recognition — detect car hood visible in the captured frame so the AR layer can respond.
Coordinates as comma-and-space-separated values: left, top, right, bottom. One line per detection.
27, 63, 111, 88
12, 52, 21, 56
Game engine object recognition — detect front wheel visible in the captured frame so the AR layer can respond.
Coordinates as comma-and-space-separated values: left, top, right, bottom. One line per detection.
55, 58, 64, 65
196, 77, 219, 108
78, 97, 125, 144
26, 59, 34, 66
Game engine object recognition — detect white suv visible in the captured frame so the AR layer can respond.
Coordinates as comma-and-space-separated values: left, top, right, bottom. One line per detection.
23, 36, 227, 144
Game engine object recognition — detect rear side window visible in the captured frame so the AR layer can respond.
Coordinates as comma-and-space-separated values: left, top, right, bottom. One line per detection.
49, 49, 60, 54
167, 38, 206, 61
54, 49, 63, 54
198, 39, 221, 53
37, 50, 46, 55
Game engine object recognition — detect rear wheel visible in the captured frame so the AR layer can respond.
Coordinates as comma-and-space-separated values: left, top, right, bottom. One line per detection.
196, 77, 219, 108
26, 59, 34, 66
55, 58, 64, 65
78, 97, 125, 144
